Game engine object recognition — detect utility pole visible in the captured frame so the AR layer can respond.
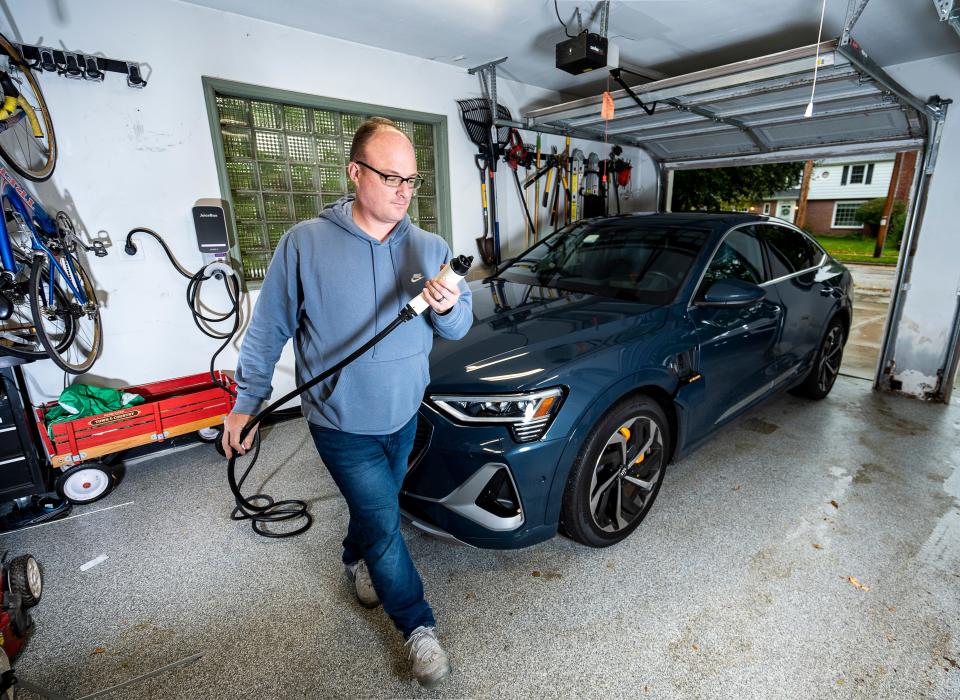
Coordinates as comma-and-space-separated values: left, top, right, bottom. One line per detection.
875, 151, 904, 258
794, 160, 814, 228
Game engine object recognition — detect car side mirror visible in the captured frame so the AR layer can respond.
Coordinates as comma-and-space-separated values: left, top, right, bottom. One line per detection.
697, 279, 765, 307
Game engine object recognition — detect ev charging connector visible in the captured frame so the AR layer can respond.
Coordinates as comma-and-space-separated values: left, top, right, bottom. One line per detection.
403, 255, 474, 318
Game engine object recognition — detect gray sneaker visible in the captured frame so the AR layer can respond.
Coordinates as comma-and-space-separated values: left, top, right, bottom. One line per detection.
345, 560, 380, 608
405, 626, 451, 688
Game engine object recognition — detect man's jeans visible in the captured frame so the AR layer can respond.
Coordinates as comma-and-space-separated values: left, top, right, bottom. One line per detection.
309, 415, 435, 638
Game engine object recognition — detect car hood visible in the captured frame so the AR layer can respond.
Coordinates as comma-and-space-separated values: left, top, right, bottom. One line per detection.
429, 277, 669, 392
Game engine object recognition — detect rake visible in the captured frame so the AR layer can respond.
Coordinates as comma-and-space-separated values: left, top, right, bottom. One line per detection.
457, 98, 512, 266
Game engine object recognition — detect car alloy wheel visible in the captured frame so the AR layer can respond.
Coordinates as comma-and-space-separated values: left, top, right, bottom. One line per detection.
589, 415, 665, 533
560, 396, 670, 547
817, 324, 844, 394
791, 317, 846, 400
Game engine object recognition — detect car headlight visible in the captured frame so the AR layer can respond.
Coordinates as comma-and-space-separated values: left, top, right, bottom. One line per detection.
429, 387, 565, 443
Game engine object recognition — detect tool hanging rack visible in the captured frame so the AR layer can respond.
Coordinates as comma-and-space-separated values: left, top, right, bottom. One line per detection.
12, 42, 148, 87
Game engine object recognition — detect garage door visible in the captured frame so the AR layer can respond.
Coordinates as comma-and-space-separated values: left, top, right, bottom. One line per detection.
522, 39, 934, 168
506, 31, 953, 399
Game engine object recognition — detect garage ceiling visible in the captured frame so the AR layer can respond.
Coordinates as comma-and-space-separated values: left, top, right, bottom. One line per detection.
180, 0, 959, 98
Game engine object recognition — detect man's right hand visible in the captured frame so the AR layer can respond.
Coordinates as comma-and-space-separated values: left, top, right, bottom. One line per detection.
222, 411, 257, 458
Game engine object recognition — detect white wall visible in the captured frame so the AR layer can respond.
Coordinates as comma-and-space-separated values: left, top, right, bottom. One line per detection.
807, 159, 895, 200
882, 51, 960, 398
3, 0, 658, 404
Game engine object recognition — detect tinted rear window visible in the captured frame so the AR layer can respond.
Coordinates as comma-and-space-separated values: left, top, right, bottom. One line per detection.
760, 224, 822, 275
497, 222, 711, 304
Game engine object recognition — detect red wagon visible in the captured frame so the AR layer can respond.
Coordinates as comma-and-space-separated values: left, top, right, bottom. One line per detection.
33, 371, 236, 503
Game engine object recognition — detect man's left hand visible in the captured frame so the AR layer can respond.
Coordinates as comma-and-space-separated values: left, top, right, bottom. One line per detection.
423, 264, 461, 314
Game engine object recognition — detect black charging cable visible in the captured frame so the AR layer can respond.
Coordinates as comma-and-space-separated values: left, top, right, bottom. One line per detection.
227, 313, 409, 537
126, 229, 471, 538
124, 228, 240, 397
227, 256, 471, 538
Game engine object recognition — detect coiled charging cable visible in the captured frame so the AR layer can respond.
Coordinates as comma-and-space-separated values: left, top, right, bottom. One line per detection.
227, 254, 473, 538
126, 227, 472, 539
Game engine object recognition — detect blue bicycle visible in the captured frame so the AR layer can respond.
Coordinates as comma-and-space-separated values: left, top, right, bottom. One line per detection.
0, 162, 105, 373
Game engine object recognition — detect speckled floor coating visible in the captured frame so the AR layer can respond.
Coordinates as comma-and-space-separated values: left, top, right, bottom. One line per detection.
5, 375, 959, 699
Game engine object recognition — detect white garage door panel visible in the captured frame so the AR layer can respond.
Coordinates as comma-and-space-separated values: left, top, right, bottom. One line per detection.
644, 129, 759, 160
524, 39, 927, 165
755, 109, 918, 145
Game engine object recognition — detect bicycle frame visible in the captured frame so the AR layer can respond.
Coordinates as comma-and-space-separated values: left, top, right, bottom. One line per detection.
0, 163, 87, 305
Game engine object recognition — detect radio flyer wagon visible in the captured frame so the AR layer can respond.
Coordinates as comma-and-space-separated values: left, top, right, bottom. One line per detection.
32, 371, 236, 504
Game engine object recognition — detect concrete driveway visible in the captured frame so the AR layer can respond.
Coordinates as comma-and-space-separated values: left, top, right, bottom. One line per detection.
842, 264, 896, 381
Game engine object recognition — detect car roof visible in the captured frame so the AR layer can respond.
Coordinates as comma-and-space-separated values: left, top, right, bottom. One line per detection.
585, 211, 766, 230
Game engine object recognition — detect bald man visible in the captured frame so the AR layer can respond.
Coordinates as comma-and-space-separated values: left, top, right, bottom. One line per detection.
224, 117, 472, 687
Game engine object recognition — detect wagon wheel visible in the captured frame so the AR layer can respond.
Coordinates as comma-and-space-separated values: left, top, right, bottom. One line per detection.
55, 462, 115, 504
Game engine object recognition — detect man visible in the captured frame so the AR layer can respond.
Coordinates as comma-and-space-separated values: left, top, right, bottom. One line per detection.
222, 117, 472, 688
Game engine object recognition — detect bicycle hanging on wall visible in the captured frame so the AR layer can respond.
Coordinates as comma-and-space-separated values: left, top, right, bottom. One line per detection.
0, 162, 106, 373
0, 31, 56, 182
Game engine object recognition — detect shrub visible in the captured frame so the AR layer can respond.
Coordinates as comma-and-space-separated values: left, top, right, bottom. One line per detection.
856, 198, 907, 244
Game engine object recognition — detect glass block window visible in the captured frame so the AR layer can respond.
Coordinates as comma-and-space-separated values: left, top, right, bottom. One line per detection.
213, 93, 442, 283
832, 201, 865, 228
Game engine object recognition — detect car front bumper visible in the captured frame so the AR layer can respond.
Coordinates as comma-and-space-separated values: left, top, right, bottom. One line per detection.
400, 403, 569, 549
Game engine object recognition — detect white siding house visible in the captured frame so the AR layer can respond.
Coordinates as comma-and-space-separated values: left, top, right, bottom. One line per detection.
807, 155, 896, 231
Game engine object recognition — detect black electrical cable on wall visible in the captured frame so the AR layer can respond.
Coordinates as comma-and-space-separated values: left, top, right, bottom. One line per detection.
554, 0, 574, 37
124, 228, 240, 397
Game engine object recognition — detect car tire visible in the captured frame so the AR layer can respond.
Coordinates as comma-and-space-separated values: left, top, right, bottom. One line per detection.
790, 317, 845, 400
559, 395, 670, 547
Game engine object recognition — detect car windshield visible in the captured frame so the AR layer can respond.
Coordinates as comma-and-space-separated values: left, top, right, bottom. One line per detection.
495, 220, 711, 303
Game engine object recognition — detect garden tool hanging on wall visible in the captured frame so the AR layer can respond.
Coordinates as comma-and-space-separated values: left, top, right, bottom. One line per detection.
582, 151, 604, 218
564, 136, 572, 225
473, 154, 490, 261
550, 142, 572, 232
457, 97, 512, 265
523, 144, 557, 243
607, 145, 633, 216
570, 149, 584, 222
533, 134, 541, 243
504, 128, 535, 239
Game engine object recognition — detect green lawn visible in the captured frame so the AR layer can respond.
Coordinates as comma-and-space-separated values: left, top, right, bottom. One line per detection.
814, 235, 899, 266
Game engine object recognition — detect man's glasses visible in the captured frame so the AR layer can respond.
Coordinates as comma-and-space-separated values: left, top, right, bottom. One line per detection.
355, 161, 424, 191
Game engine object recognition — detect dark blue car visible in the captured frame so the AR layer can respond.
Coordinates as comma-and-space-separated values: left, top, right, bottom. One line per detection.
401, 213, 852, 549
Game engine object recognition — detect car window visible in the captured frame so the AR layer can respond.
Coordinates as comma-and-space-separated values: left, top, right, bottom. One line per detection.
698, 228, 765, 297
760, 224, 822, 276
497, 221, 711, 304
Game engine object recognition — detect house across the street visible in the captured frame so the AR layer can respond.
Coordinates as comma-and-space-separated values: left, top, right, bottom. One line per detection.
756, 152, 918, 235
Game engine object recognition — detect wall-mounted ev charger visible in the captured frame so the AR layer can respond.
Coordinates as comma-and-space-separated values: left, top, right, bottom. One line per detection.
192, 198, 234, 271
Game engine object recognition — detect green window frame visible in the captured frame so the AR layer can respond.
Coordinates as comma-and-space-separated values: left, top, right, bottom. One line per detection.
202, 77, 452, 286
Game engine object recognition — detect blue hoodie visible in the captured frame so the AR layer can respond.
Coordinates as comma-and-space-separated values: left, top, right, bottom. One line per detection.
233, 196, 473, 434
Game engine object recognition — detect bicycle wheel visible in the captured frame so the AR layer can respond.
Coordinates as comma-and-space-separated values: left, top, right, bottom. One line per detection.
0, 250, 48, 358
29, 253, 101, 373
0, 32, 56, 181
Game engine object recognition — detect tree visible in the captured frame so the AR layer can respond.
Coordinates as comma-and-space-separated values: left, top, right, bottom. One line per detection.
856, 197, 907, 244
672, 162, 805, 211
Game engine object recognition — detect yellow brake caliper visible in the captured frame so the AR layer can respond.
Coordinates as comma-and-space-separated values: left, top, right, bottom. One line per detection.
618, 426, 646, 466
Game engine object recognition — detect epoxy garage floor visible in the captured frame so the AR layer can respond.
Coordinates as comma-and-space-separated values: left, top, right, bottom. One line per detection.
6, 376, 960, 699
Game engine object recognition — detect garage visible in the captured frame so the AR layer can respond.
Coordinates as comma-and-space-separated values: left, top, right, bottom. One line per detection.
0, 0, 957, 697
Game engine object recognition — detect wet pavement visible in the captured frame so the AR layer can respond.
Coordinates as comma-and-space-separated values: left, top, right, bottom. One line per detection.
842, 263, 896, 382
